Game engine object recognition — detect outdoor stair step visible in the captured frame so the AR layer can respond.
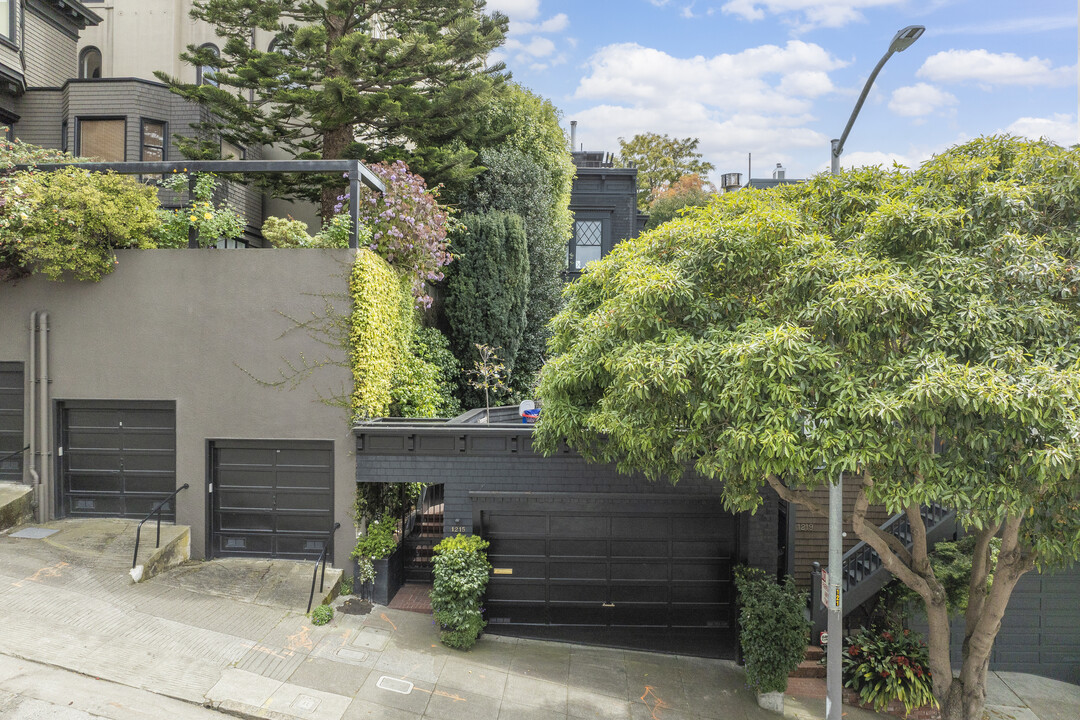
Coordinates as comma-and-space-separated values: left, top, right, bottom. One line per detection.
789, 660, 827, 679
804, 645, 824, 661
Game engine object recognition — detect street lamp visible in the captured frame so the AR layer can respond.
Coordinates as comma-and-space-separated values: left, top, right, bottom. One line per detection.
824, 23, 924, 720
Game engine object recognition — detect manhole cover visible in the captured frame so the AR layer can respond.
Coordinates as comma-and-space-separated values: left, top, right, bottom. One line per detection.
335, 647, 369, 662
291, 694, 320, 712
339, 598, 373, 616
9, 528, 58, 539
376, 676, 414, 695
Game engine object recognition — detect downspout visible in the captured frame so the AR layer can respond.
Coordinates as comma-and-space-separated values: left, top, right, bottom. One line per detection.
39, 312, 50, 520
28, 311, 39, 516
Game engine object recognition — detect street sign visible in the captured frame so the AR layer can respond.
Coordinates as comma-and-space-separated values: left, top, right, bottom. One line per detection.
820, 631, 828, 646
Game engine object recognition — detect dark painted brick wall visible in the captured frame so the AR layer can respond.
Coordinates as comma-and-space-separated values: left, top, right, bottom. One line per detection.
356, 449, 780, 574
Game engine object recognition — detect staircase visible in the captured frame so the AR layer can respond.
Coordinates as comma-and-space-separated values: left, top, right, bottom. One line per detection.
403, 485, 444, 583
811, 503, 956, 636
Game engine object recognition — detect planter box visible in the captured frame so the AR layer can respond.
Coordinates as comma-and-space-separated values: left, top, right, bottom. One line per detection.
355, 544, 404, 606
843, 688, 940, 720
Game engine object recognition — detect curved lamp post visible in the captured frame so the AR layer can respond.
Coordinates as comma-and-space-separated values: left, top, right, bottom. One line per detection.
825, 23, 924, 720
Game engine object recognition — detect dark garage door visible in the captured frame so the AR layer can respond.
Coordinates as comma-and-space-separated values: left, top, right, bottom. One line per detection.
210, 441, 333, 560
0, 363, 23, 483
474, 493, 739, 658
60, 402, 176, 519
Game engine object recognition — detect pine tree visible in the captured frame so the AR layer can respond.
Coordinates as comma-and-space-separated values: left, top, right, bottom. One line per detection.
157, 0, 509, 218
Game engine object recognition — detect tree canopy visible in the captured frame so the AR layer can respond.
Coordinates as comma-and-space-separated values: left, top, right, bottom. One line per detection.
159, 0, 508, 217
644, 173, 715, 231
617, 133, 715, 210
535, 136, 1080, 720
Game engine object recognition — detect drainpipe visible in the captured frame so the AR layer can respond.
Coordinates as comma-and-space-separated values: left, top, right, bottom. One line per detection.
28, 311, 39, 516
39, 312, 50, 520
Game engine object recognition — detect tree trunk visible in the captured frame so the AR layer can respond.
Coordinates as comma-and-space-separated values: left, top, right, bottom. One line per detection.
320, 123, 354, 221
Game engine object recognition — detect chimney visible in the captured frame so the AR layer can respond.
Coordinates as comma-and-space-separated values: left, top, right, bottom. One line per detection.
570, 120, 578, 151
773, 162, 785, 180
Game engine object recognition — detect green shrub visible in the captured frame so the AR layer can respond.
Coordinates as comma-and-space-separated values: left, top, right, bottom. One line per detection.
152, 173, 245, 248
0, 167, 160, 281
443, 211, 529, 407
843, 626, 937, 714
734, 567, 809, 694
339, 574, 354, 596
310, 604, 334, 626
351, 513, 398, 561
390, 325, 461, 418
262, 216, 314, 247
431, 534, 491, 650
262, 213, 363, 248
350, 249, 413, 419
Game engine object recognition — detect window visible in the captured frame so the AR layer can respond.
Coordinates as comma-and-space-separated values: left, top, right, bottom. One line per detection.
196, 44, 219, 87
0, 0, 12, 42
61, 120, 68, 152
571, 219, 604, 270
215, 237, 248, 249
79, 47, 102, 79
220, 138, 245, 160
141, 120, 165, 161
78, 118, 125, 161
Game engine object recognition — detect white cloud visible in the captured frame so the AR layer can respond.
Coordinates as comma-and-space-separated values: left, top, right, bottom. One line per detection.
778, 70, 835, 97
720, 0, 904, 30
1005, 114, 1079, 146
917, 49, 1075, 87
574, 41, 846, 115
939, 14, 1078, 36
510, 13, 569, 34
485, 0, 541, 20
888, 83, 957, 117
505, 36, 557, 58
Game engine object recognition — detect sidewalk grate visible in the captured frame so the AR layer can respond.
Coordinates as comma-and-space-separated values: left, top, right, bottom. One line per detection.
376, 676, 414, 694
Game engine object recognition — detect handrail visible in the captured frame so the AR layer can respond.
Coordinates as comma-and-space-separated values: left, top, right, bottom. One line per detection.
0, 445, 30, 465
308, 522, 341, 613
840, 503, 951, 591
132, 483, 189, 570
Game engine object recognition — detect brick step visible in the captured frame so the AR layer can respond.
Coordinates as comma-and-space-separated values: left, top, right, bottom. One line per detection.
405, 567, 432, 583
804, 645, 823, 662
790, 660, 827, 679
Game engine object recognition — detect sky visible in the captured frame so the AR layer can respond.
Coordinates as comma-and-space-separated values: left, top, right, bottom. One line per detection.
484, 0, 1078, 185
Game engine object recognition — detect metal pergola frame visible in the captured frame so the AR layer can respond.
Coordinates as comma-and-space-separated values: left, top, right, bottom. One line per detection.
15, 159, 385, 249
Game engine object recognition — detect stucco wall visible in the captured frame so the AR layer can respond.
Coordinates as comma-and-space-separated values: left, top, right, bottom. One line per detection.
0, 248, 357, 563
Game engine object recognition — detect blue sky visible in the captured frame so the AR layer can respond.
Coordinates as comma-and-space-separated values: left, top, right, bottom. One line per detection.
485, 0, 1078, 184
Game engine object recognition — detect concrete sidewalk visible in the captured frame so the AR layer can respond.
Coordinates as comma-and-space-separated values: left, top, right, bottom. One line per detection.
0, 519, 1076, 720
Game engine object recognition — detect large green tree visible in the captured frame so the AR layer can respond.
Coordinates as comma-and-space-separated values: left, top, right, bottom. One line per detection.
535, 136, 1080, 720
617, 132, 715, 210
158, 0, 508, 217
457, 83, 574, 393
443, 211, 529, 407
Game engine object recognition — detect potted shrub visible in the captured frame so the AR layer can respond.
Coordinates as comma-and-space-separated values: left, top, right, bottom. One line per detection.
843, 626, 938, 718
430, 534, 491, 649
734, 567, 809, 713
350, 513, 403, 605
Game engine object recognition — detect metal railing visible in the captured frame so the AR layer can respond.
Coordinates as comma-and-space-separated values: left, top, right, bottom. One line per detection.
810, 502, 955, 640
131, 483, 189, 570
307, 522, 341, 613
15, 159, 384, 249
0, 445, 29, 465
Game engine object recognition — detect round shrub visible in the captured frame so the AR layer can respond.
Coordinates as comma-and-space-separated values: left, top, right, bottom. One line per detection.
430, 534, 491, 650
843, 626, 936, 714
734, 566, 809, 694
311, 603, 334, 626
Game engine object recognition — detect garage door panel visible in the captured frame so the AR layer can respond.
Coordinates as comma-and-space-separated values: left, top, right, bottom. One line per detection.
65, 430, 119, 450
611, 516, 667, 537
218, 512, 275, 532
217, 468, 274, 488
674, 540, 730, 558
549, 604, 607, 626
68, 495, 124, 515
120, 432, 176, 452
550, 583, 607, 602
275, 535, 331, 558
275, 448, 332, 468
550, 515, 608, 537
610, 605, 669, 627
673, 516, 729, 538
611, 540, 667, 558
549, 560, 607, 579
611, 561, 669, 581
490, 559, 546, 579
65, 453, 120, 472
671, 584, 721, 603
274, 490, 333, 512
489, 600, 547, 624
217, 489, 274, 511
67, 472, 121, 493
123, 473, 176, 493
549, 538, 605, 557
484, 512, 547, 535
215, 447, 276, 466
275, 512, 331, 533
120, 409, 175, 429
276, 471, 332, 489
218, 534, 272, 555
64, 409, 119, 429
486, 582, 546, 602
490, 538, 547, 556
672, 561, 729, 583
121, 454, 175, 472
670, 605, 730, 628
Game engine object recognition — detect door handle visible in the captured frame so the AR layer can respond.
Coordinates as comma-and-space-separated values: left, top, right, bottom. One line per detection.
602, 602, 615, 608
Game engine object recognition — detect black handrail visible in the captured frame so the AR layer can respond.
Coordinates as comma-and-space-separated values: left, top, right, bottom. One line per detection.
0, 445, 29, 465
132, 483, 189, 570
308, 522, 341, 613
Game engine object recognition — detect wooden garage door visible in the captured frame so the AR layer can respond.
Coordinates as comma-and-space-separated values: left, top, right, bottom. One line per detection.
0, 363, 23, 483
60, 402, 176, 519
473, 492, 739, 658
210, 440, 334, 560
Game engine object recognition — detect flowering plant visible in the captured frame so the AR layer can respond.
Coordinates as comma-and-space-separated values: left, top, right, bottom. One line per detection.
842, 626, 937, 714
153, 172, 245, 248
335, 161, 453, 307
